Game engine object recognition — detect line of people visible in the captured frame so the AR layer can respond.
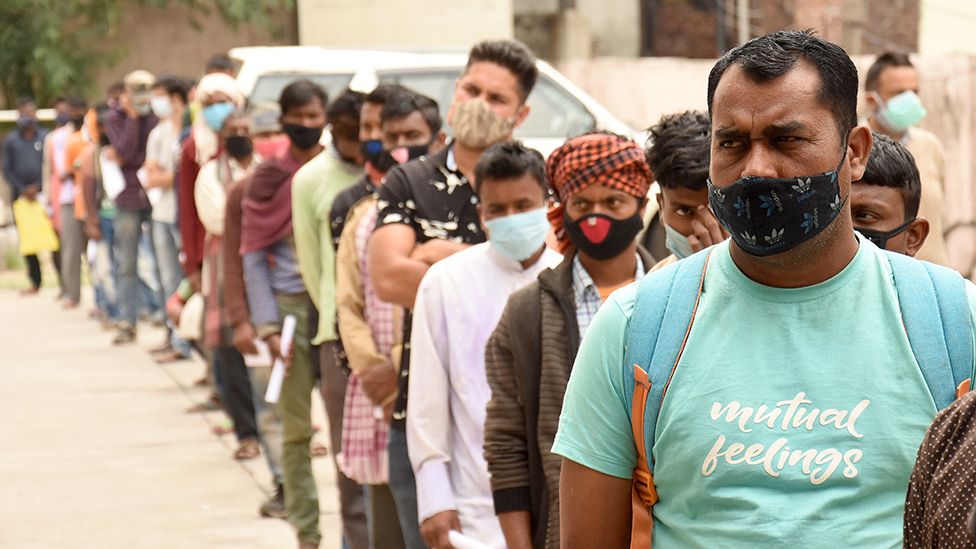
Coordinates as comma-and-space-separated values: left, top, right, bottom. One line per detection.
3, 31, 971, 549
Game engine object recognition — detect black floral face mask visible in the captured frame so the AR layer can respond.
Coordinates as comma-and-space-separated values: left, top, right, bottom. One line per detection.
708, 154, 847, 257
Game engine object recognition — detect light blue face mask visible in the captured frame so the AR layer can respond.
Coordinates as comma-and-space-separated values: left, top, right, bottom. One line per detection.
203, 102, 234, 132
485, 207, 551, 262
875, 91, 927, 133
664, 223, 695, 260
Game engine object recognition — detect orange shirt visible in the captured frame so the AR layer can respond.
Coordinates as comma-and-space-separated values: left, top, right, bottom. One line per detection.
64, 129, 89, 220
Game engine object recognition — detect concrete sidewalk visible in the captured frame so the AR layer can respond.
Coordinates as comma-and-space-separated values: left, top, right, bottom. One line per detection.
0, 288, 342, 548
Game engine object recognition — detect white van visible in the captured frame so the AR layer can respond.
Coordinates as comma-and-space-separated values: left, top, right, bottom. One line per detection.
229, 46, 638, 158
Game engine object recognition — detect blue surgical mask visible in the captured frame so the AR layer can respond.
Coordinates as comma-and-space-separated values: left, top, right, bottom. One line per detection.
664, 223, 695, 260
202, 102, 234, 132
485, 207, 551, 262
874, 91, 927, 133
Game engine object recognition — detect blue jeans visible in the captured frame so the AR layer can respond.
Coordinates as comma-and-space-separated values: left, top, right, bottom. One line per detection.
138, 223, 162, 317
387, 427, 426, 549
94, 215, 119, 321
248, 366, 284, 485
114, 208, 150, 326
152, 220, 191, 355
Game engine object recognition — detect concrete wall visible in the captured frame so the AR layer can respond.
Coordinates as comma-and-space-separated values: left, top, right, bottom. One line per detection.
298, 0, 513, 50
94, 3, 296, 94
558, 54, 976, 277
920, 0, 976, 55
575, 0, 640, 57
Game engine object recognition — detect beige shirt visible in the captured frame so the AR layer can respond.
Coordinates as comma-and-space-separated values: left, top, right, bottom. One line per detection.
904, 126, 948, 266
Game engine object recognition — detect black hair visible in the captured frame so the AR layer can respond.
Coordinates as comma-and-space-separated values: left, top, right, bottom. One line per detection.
707, 30, 858, 140
106, 81, 125, 102
206, 54, 234, 73
466, 39, 539, 102
279, 80, 328, 116
381, 91, 443, 134
645, 110, 711, 191
66, 96, 88, 110
53, 96, 67, 105
473, 141, 548, 196
327, 89, 366, 139
16, 97, 35, 110
366, 83, 407, 105
153, 76, 189, 105
855, 132, 921, 220
865, 52, 914, 92
94, 102, 112, 144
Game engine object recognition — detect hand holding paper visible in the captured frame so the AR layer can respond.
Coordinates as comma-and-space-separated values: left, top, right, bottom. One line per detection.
264, 315, 297, 404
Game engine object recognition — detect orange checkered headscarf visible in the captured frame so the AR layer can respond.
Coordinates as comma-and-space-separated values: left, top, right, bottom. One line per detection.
545, 133, 653, 253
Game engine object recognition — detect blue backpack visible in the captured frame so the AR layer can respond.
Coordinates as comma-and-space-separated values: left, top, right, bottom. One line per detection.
622, 247, 974, 547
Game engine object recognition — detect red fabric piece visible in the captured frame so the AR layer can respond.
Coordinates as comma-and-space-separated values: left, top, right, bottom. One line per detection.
545, 133, 653, 253
239, 149, 302, 255
178, 135, 206, 275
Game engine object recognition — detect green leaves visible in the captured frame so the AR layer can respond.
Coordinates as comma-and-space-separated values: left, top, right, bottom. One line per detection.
0, 0, 293, 107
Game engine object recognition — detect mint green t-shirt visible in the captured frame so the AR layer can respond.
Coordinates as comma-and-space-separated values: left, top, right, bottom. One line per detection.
552, 238, 976, 548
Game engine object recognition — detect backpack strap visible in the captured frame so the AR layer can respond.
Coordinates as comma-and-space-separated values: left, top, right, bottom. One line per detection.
625, 248, 712, 547
886, 251, 973, 409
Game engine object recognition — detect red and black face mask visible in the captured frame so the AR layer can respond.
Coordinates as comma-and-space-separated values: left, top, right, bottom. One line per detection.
562, 210, 643, 260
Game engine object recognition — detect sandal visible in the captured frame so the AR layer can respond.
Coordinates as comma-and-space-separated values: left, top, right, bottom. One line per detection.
211, 419, 235, 436
234, 438, 261, 460
186, 394, 222, 413
153, 349, 189, 364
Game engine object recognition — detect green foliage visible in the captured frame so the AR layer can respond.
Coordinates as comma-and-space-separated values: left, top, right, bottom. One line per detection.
0, 0, 293, 108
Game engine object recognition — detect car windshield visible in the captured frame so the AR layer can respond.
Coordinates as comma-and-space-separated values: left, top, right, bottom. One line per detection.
249, 74, 353, 106
377, 69, 596, 138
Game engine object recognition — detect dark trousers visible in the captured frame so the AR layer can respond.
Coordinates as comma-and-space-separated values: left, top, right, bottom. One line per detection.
215, 346, 258, 441
319, 342, 369, 549
25, 254, 41, 289
388, 427, 427, 549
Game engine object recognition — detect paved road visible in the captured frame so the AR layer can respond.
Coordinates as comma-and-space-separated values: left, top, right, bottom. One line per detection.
0, 288, 342, 548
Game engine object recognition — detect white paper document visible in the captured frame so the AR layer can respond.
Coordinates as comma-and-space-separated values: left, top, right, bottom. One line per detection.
264, 315, 297, 404
448, 531, 495, 549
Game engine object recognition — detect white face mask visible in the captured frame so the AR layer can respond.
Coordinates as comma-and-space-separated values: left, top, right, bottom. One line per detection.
664, 223, 695, 260
150, 96, 173, 119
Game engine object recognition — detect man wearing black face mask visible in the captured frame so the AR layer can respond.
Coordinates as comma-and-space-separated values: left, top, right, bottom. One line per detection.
483, 132, 655, 549
328, 83, 404, 247
240, 80, 338, 549
287, 87, 370, 549
554, 31, 976, 549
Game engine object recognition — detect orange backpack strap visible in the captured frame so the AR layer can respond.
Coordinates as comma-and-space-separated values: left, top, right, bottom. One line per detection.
624, 248, 713, 549
630, 364, 658, 549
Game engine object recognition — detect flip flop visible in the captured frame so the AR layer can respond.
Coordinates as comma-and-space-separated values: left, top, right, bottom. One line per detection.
234, 439, 261, 460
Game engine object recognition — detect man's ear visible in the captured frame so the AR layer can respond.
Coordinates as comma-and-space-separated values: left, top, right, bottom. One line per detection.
904, 217, 930, 258
847, 125, 873, 183
655, 191, 664, 212
864, 91, 880, 113
638, 197, 648, 218
513, 103, 531, 130
430, 131, 448, 155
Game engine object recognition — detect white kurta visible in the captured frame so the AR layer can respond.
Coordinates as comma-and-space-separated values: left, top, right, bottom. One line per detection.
407, 242, 562, 547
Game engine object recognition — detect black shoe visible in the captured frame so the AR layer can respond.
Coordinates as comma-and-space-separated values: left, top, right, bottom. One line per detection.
259, 484, 286, 519
112, 324, 137, 345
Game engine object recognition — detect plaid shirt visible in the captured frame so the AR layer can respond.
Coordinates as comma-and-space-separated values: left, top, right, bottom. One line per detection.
571, 253, 646, 339
336, 202, 397, 485
358, 206, 400, 356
